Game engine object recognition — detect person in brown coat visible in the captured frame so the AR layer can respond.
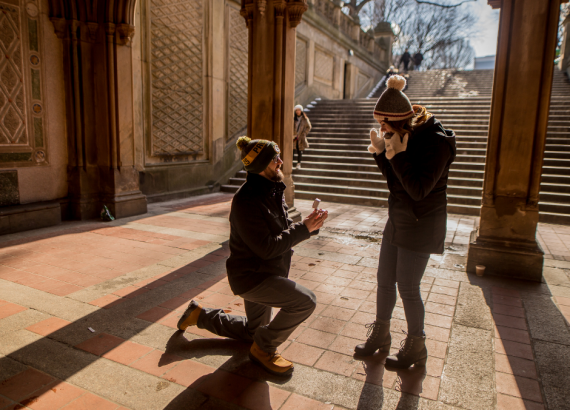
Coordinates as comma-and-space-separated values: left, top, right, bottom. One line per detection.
294, 105, 311, 170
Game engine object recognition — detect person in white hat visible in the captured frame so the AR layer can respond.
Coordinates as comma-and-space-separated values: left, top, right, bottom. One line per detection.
293, 105, 311, 170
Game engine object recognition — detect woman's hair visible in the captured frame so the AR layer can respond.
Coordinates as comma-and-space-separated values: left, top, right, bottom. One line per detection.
384, 105, 432, 136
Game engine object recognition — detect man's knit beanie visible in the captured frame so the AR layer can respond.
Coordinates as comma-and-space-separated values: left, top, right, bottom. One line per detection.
236, 136, 280, 174
373, 75, 414, 123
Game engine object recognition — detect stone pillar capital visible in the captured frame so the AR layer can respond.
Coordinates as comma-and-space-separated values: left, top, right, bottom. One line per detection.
488, 0, 501, 9
286, 0, 308, 28
50, 17, 68, 40
274, 0, 287, 17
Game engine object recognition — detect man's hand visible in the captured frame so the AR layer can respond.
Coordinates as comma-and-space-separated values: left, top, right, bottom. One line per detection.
303, 209, 329, 233
385, 132, 409, 160
368, 128, 385, 154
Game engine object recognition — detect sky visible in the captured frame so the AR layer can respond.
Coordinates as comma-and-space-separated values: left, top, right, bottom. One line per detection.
470, 0, 500, 57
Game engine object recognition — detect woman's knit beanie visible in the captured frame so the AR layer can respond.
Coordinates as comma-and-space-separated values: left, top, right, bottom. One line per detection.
236, 136, 280, 174
373, 75, 414, 123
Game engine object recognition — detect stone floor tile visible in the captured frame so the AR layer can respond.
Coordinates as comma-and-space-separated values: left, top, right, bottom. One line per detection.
19, 381, 85, 410
350, 311, 376, 325
492, 287, 521, 298
315, 351, 359, 377
312, 291, 336, 305
331, 296, 363, 310
427, 293, 457, 306
424, 312, 452, 329
424, 325, 450, 343
196, 369, 254, 405
425, 302, 455, 317
494, 295, 524, 307
433, 279, 459, 289
315, 284, 344, 296
136, 307, 172, 323
321, 305, 356, 322
325, 276, 352, 287
112, 286, 143, 298
426, 356, 444, 378
102, 341, 154, 366
340, 322, 368, 341
494, 325, 531, 344
26, 317, 71, 336
497, 393, 545, 410
358, 301, 377, 314
281, 393, 334, 410
295, 328, 336, 349
494, 354, 537, 379
282, 342, 324, 366
161, 359, 215, 387
0, 368, 56, 402
130, 350, 183, 377
296, 279, 320, 291
555, 296, 570, 307
430, 285, 458, 297
159, 296, 189, 311
48, 283, 83, 297
237, 382, 291, 410
495, 372, 543, 402
75, 334, 125, 357
493, 303, 525, 318
0, 303, 27, 320
309, 316, 346, 334
425, 339, 447, 359
328, 335, 362, 356
495, 339, 534, 360
492, 313, 527, 330
59, 392, 120, 410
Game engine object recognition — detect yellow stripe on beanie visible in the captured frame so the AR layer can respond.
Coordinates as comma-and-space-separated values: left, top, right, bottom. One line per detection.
242, 140, 268, 167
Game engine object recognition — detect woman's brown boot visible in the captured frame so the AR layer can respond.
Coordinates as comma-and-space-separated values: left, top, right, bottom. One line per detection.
385, 332, 427, 368
354, 320, 391, 356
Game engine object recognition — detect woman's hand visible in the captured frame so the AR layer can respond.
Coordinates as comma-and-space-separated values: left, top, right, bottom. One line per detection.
303, 209, 329, 233
385, 132, 409, 160
368, 128, 385, 154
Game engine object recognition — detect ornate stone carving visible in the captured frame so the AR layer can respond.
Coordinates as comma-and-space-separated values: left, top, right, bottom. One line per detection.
314, 49, 333, 85
150, 0, 204, 156
287, 0, 308, 28
0, 3, 27, 145
257, 0, 267, 15
274, 0, 286, 17
50, 17, 67, 39
116, 23, 135, 46
228, 7, 248, 139
240, 0, 255, 27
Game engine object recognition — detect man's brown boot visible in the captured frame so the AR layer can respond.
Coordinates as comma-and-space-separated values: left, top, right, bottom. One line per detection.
177, 300, 203, 331
249, 342, 294, 377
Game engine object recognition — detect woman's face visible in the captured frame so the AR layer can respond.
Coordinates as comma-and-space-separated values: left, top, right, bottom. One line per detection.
379, 121, 394, 134
295, 109, 302, 116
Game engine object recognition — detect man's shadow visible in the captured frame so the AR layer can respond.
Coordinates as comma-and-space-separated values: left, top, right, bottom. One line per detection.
160, 331, 292, 410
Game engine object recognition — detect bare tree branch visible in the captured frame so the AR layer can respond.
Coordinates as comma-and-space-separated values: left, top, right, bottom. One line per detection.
414, 0, 476, 8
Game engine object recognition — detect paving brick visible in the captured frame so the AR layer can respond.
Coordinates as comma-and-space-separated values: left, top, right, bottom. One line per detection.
353, 357, 397, 387
130, 350, 183, 377
75, 334, 125, 356
295, 328, 336, 348
495, 325, 531, 345
102, 341, 154, 366
328, 335, 363, 356
495, 339, 534, 360
88, 295, 124, 309
495, 354, 537, 379
494, 295, 524, 308
493, 303, 525, 318
238, 382, 291, 410
424, 325, 451, 343
495, 372, 542, 402
430, 285, 458, 297
425, 339, 448, 359
26, 317, 71, 336
331, 295, 363, 310
309, 316, 346, 334
350, 311, 376, 325
0, 303, 27, 320
424, 312, 453, 329
555, 296, 570, 307
136, 306, 172, 323
0, 369, 56, 402
314, 351, 358, 377
197, 370, 254, 405
427, 293, 457, 306
492, 287, 521, 298
161, 359, 215, 386
19, 381, 85, 410
433, 279, 459, 289
59, 392, 119, 410
497, 393, 545, 410
282, 342, 324, 366
281, 393, 334, 410
425, 301, 455, 317
321, 305, 356, 321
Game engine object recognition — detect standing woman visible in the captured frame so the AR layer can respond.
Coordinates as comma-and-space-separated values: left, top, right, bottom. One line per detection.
354, 75, 456, 368
294, 105, 311, 170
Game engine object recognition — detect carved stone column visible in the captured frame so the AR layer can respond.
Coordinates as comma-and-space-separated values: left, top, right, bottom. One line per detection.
50, 4, 147, 220
241, 0, 308, 220
466, 0, 562, 281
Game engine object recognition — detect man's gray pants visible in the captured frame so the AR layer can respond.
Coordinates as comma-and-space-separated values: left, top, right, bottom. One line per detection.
196, 275, 316, 353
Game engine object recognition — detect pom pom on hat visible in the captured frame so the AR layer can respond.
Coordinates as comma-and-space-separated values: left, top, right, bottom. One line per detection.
236, 136, 251, 152
386, 75, 406, 91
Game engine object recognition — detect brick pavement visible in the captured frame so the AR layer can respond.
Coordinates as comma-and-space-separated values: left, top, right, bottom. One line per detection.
0, 193, 569, 409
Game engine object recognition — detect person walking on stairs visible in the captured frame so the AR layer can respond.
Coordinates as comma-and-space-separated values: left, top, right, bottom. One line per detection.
354, 75, 456, 369
178, 136, 328, 377
399, 49, 411, 72
294, 105, 311, 170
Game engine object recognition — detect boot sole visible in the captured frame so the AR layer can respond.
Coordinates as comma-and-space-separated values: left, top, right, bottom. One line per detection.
354, 344, 391, 357
248, 352, 294, 377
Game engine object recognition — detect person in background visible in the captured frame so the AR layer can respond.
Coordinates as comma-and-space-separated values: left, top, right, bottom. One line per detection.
354, 75, 456, 369
177, 136, 328, 377
413, 51, 424, 71
294, 105, 311, 170
400, 49, 411, 72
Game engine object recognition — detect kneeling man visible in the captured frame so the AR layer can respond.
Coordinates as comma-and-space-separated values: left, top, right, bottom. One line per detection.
177, 136, 328, 377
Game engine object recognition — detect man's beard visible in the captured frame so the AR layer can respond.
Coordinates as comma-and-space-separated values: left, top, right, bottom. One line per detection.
267, 167, 284, 182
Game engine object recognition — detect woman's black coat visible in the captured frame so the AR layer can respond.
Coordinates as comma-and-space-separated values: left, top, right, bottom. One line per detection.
373, 116, 456, 254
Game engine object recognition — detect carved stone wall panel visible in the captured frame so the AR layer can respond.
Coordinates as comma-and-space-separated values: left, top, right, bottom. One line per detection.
227, 5, 248, 140
357, 72, 370, 93
314, 49, 333, 85
295, 37, 307, 89
150, 0, 204, 156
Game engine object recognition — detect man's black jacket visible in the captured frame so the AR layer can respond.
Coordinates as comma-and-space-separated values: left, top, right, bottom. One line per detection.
374, 116, 456, 254
226, 173, 313, 295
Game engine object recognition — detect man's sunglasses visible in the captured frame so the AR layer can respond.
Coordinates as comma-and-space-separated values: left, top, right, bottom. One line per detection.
272, 155, 282, 163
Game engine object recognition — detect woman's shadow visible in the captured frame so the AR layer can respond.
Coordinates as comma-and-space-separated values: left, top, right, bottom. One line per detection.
160, 331, 292, 410
354, 352, 426, 410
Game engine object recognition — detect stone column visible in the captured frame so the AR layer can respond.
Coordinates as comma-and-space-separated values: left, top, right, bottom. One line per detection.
559, 15, 570, 74
240, 0, 308, 219
466, 0, 562, 281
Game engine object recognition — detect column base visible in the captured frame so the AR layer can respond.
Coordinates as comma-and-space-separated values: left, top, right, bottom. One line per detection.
467, 232, 544, 282
288, 206, 302, 222
101, 191, 148, 219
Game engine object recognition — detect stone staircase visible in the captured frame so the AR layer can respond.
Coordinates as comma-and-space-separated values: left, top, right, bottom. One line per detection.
222, 69, 570, 224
